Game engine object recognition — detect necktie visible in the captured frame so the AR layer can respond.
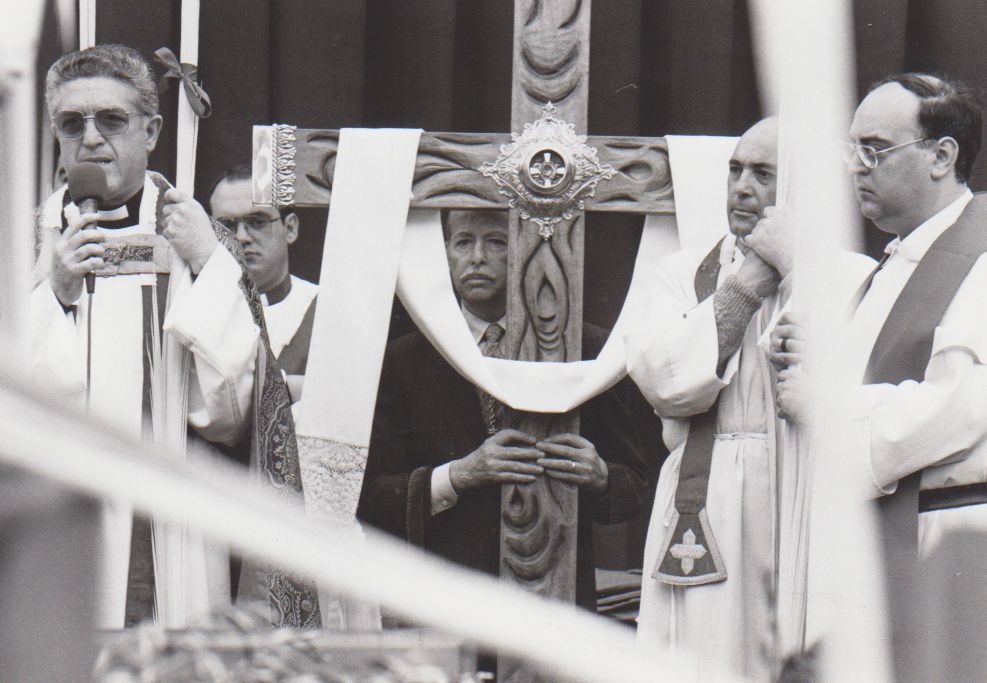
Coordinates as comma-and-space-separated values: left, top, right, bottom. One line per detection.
477, 323, 505, 434
848, 250, 891, 315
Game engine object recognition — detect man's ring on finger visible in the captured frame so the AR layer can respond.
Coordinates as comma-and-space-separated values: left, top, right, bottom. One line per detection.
781, 337, 789, 353
570, 460, 577, 469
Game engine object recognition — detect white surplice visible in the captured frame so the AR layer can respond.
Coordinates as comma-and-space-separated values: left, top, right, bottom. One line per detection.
29, 175, 259, 629
843, 188, 987, 555
261, 274, 317, 359
627, 235, 782, 681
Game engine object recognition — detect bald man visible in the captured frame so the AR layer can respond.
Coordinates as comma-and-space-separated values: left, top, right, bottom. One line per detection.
627, 118, 791, 680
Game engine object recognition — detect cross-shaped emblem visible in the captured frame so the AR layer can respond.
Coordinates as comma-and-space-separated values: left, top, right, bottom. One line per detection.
526, 149, 568, 191
670, 528, 708, 575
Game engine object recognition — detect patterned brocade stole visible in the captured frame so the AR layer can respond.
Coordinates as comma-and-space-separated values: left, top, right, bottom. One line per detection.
114, 173, 319, 629
653, 238, 730, 586
477, 323, 506, 435
205, 203, 322, 630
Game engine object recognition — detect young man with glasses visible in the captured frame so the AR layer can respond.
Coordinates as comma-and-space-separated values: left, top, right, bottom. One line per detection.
835, 72, 987, 676
30, 45, 316, 630
208, 166, 317, 401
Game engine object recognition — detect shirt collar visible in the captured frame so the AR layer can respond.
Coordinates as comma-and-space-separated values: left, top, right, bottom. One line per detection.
261, 273, 293, 307
884, 188, 973, 262
461, 304, 507, 344
62, 187, 144, 229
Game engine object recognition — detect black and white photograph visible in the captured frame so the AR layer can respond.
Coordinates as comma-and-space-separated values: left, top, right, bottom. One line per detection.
2, 1, 987, 681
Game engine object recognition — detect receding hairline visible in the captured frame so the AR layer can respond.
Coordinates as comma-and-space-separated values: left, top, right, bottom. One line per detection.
730, 117, 779, 165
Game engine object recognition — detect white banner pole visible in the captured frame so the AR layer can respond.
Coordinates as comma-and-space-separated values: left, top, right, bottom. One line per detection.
78, 0, 95, 49
174, 0, 200, 194
0, 0, 46, 363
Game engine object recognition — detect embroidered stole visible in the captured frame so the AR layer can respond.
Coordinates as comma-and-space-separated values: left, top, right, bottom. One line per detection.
654, 238, 730, 586
188, 185, 321, 629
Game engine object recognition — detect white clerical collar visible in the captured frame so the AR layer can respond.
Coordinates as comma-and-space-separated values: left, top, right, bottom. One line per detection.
717, 231, 747, 275
884, 188, 973, 263
461, 305, 507, 344
96, 205, 129, 221
720, 232, 741, 265
65, 199, 131, 223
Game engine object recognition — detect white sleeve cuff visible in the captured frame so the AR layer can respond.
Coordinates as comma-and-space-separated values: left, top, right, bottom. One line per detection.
164, 243, 257, 364
164, 243, 258, 444
430, 463, 459, 516
844, 386, 898, 498
626, 296, 729, 417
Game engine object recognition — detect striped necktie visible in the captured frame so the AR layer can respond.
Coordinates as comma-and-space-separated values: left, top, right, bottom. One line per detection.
477, 323, 505, 434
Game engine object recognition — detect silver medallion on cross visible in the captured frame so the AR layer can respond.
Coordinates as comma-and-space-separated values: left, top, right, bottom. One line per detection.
480, 102, 616, 240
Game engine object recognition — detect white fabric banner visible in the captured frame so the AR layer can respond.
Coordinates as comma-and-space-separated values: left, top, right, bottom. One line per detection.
296, 128, 422, 445
302, 130, 738, 421
396, 210, 670, 412
665, 135, 737, 253
395, 135, 736, 413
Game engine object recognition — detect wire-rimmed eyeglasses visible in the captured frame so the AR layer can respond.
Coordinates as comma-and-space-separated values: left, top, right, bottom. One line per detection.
843, 138, 930, 169
51, 108, 144, 139
216, 214, 284, 235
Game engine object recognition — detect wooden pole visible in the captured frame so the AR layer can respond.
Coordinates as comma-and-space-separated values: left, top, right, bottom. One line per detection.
500, 2, 591, 680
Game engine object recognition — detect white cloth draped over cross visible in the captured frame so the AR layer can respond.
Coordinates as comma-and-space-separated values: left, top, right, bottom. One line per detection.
293, 128, 736, 530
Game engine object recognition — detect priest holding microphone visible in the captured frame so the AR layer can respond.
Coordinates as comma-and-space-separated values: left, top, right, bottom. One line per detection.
29, 44, 315, 630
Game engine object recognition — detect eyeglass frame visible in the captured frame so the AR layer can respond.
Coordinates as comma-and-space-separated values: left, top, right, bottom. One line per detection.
844, 137, 932, 169
50, 108, 147, 139
215, 213, 285, 236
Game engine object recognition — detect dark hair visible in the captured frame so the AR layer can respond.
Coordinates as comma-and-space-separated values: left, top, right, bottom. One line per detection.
440, 209, 452, 241
206, 163, 292, 218
440, 208, 509, 242
869, 73, 983, 182
46, 44, 158, 116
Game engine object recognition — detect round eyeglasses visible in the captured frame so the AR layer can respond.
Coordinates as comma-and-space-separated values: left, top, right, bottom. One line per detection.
51, 108, 143, 139
843, 138, 930, 169
216, 215, 283, 235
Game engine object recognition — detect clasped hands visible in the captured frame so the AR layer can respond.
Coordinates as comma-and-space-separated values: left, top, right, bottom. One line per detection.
735, 206, 794, 297
449, 428, 609, 494
50, 188, 218, 306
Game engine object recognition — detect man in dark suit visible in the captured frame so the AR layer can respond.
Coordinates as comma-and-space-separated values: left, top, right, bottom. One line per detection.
357, 209, 649, 610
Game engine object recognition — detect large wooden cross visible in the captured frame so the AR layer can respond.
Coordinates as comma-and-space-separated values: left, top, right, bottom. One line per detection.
253, 2, 674, 680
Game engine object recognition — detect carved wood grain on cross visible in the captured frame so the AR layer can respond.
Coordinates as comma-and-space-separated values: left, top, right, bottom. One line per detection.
271, 129, 673, 214
499, 3, 590, 681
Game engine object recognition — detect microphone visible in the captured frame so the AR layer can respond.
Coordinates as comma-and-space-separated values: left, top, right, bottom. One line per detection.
67, 162, 108, 294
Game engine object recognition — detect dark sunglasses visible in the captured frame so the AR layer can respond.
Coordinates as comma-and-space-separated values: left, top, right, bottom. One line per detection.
51, 108, 143, 139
